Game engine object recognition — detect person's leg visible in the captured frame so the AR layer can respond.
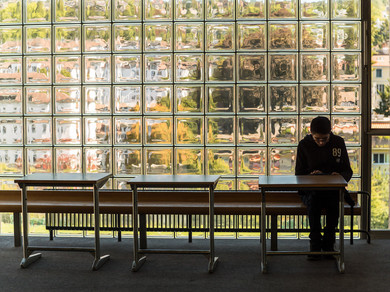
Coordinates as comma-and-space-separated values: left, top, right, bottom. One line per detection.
301, 192, 322, 253
322, 192, 340, 251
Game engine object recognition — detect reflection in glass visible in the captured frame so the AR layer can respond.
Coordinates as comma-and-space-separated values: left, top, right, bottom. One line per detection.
207, 86, 234, 112
84, 25, 111, 52
332, 116, 360, 145
332, 53, 360, 81
114, 86, 141, 113
115, 55, 141, 83
207, 54, 234, 81
176, 148, 203, 174
84, 117, 111, 144
84, 55, 111, 83
300, 115, 319, 139
332, 0, 360, 19
55, 26, 81, 53
0, 148, 23, 174
84, 86, 111, 114
0, 87, 22, 114
176, 54, 203, 82
176, 117, 203, 144
85, 147, 111, 173
301, 22, 328, 50
115, 117, 141, 144
0, 0, 22, 23
145, 24, 172, 51
300, 0, 328, 18
301, 53, 328, 81
238, 148, 266, 175
145, 0, 172, 20
114, 24, 141, 52
145, 117, 172, 144
207, 23, 234, 51
269, 116, 297, 144
269, 23, 297, 50
238, 23, 266, 51
176, 86, 203, 113
145, 148, 172, 174
27, 148, 52, 174
269, 85, 297, 112
55, 56, 81, 83
347, 147, 360, 176
26, 57, 51, 84
238, 117, 266, 144
56, 148, 81, 173
26, 87, 51, 114
237, 0, 265, 19
84, 0, 111, 21
114, 0, 141, 20
26, 0, 50, 22
175, 23, 203, 51
332, 85, 360, 112
115, 148, 142, 175
238, 54, 265, 81
26, 118, 52, 145
145, 54, 172, 82
0, 119, 22, 144
207, 148, 234, 175
145, 86, 172, 113
207, 117, 234, 144
238, 178, 259, 190
56, 0, 81, 22
269, 0, 297, 18
55, 118, 81, 144
26, 26, 51, 53
301, 85, 329, 112
332, 22, 360, 50
238, 85, 266, 112
269, 147, 296, 175
207, 0, 234, 19
215, 178, 235, 190
54, 87, 81, 114
0, 26, 22, 54
176, 0, 203, 20
269, 54, 297, 81
0, 57, 21, 84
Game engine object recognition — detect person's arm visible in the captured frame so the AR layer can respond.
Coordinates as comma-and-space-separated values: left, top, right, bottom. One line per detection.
295, 142, 310, 175
335, 139, 353, 182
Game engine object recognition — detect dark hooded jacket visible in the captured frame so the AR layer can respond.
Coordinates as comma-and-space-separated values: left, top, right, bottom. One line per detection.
295, 133, 353, 182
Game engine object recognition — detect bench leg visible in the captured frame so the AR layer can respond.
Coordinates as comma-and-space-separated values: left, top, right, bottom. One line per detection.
13, 212, 21, 247
49, 230, 54, 241
271, 215, 278, 251
350, 207, 354, 245
139, 214, 147, 249
118, 231, 122, 242
188, 215, 192, 243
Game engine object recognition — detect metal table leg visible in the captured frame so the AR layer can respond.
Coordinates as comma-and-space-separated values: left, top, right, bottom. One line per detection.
20, 185, 41, 268
261, 188, 267, 273
208, 186, 218, 273
131, 186, 146, 272
337, 188, 345, 273
92, 184, 110, 271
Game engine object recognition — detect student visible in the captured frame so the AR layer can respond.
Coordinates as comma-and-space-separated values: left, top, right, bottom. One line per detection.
295, 116, 353, 259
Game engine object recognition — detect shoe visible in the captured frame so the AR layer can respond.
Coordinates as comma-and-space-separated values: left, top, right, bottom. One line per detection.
307, 241, 321, 261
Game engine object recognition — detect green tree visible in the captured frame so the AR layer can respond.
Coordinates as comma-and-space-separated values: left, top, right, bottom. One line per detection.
371, 168, 390, 229
374, 83, 390, 117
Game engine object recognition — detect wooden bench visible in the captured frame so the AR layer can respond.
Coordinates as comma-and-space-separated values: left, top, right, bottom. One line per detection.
0, 189, 370, 250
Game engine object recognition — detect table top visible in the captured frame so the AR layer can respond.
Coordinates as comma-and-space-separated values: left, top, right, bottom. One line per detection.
258, 175, 347, 189
127, 175, 220, 188
14, 173, 111, 187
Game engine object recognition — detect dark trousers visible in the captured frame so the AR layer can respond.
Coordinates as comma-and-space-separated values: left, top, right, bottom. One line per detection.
300, 191, 340, 245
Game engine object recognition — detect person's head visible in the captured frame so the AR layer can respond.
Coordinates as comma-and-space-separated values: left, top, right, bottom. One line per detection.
310, 116, 331, 147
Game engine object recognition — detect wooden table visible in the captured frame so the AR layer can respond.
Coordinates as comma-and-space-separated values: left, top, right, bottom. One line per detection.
14, 173, 111, 270
127, 175, 220, 273
259, 175, 348, 273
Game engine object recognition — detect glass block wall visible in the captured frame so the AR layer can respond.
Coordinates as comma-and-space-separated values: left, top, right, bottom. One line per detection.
0, 0, 362, 190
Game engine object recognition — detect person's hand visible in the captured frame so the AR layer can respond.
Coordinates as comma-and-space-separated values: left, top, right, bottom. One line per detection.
310, 170, 323, 175
331, 172, 339, 175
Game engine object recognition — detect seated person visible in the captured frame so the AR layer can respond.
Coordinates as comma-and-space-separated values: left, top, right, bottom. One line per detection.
295, 116, 353, 259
